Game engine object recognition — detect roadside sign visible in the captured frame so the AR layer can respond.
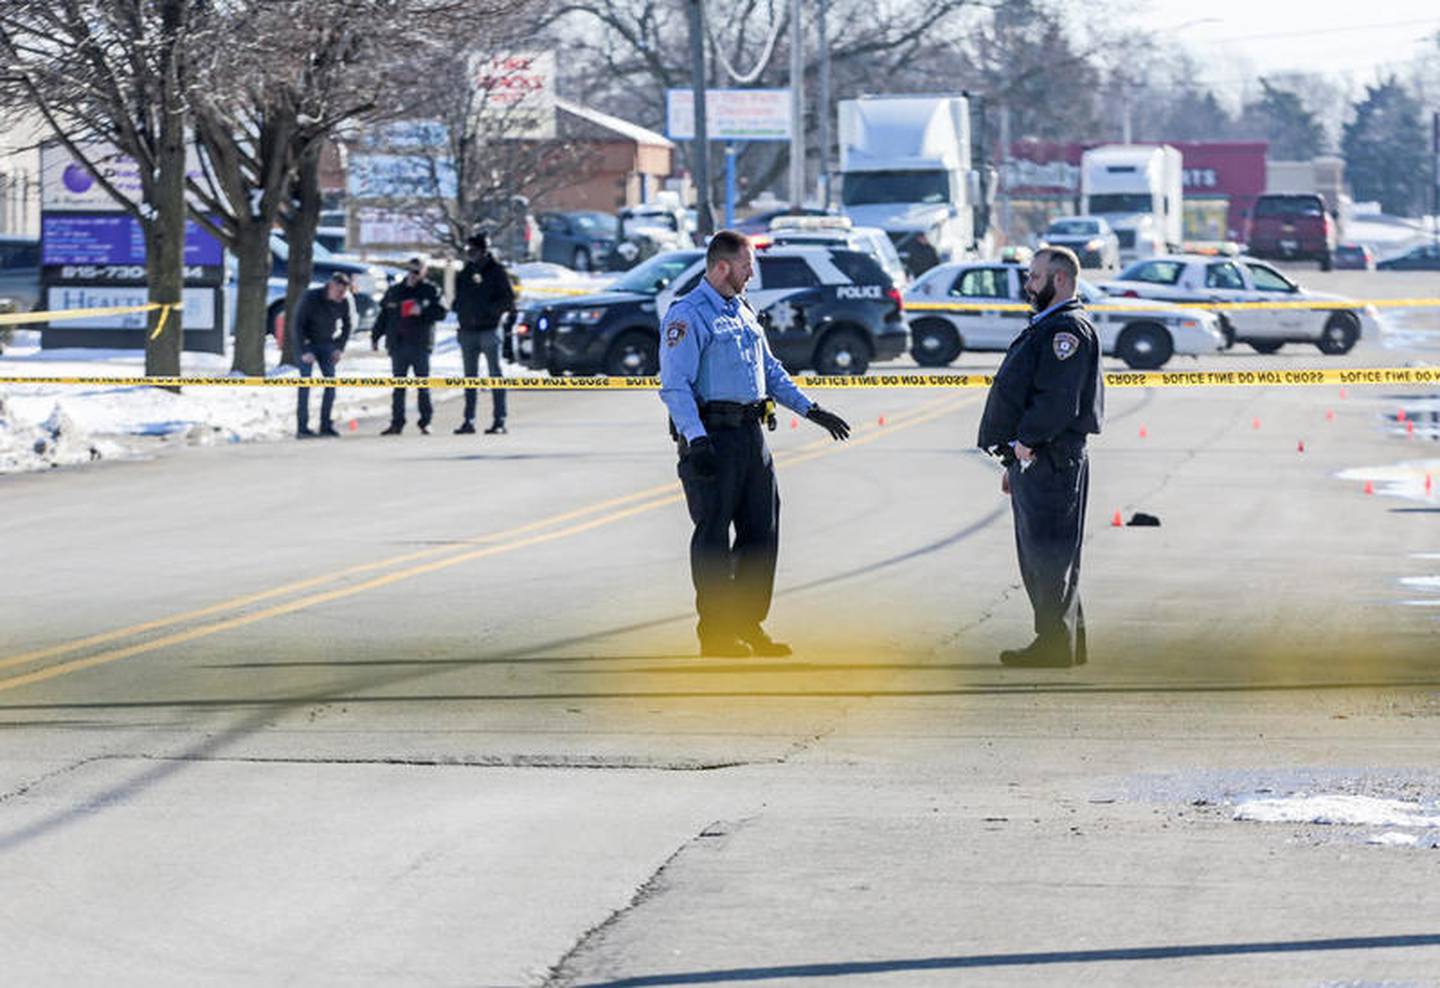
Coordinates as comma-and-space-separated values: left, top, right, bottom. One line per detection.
665, 89, 791, 141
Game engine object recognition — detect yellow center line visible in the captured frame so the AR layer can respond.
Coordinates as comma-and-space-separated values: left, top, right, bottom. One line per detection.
0, 391, 976, 694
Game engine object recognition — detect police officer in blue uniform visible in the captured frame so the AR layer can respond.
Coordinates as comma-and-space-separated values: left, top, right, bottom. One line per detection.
660, 230, 851, 658
977, 246, 1104, 668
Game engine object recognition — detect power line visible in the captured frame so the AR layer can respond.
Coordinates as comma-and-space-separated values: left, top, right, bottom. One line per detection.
1192, 15, 1440, 45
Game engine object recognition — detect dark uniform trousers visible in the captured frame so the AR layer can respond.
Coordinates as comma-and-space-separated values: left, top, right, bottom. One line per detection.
677, 420, 780, 639
389, 343, 433, 427
458, 328, 506, 425
297, 345, 338, 432
1008, 444, 1089, 663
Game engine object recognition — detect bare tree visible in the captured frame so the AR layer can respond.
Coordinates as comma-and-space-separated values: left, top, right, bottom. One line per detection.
539, 0, 986, 209
0, 0, 206, 378
361, 42, 604, 262
184, 0, 531, 375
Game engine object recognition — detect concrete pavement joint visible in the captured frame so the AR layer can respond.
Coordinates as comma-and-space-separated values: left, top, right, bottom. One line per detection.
0, 754, 110, 806
97, 752, 779, 771
543, 817, 759, 988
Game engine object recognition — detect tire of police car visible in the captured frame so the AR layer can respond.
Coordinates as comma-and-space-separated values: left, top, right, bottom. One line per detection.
1115, 322, 1173, 371
1316, 312, 1359, 355
604, 330, 659, 376
909, 319, 962, 367
814, 326, 871, 376
1248, 340, 1284, 355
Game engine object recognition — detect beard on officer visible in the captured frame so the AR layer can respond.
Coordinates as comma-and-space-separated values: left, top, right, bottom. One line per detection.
976, 245, 1105, 668
658, 230, 851, 659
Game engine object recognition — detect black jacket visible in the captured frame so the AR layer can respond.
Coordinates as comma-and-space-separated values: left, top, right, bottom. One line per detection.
373, 278, 447, 351
453, 256, 516, 332
977, 297, 1105, 454
291, 286, 352, 350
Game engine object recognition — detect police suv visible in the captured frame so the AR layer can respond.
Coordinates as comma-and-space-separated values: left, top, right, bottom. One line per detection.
905, 260, 1227, 370
515, 249, 704, 376
656, 245, 907, 375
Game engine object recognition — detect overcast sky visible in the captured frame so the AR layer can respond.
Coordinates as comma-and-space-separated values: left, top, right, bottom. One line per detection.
1122, 2, 1440, 98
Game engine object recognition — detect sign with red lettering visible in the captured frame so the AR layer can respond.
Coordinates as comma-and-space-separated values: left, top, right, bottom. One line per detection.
469, 51, 556, 140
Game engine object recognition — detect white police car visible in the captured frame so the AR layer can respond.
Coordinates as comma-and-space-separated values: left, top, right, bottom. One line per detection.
1099, 255, 1378, 356
905, 260, 1226, 370
657, 244, 907, 375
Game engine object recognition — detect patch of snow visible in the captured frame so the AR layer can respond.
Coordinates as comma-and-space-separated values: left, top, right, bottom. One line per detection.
1234, 793, 1440, 828
1400, 576, 1440, 591
1366, 831, 1419, 847
1337, 459, 1440, 503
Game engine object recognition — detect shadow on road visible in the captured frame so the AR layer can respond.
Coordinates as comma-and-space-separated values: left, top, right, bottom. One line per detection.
571, 933, 1440, 986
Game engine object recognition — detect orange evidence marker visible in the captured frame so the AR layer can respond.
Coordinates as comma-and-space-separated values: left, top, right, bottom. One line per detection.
1111, 510, 1124, 527
1364, 480, 1375, 495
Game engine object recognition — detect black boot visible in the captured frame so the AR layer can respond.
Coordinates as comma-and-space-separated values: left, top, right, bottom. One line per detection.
454, 421, 476, 434
738, 626, 792, 657
999, 639, 1076, 668
484, 422, 508, 434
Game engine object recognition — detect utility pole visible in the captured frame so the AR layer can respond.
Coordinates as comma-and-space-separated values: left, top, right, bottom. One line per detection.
788, 0, 804, 208
815, 0, 831, 208
688, 0, 715, 237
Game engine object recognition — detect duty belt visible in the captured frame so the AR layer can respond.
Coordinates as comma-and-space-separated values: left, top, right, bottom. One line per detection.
700, 399, 777, 431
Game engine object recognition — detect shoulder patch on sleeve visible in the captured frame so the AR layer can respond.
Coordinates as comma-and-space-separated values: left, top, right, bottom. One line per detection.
1052, 331, 1080, 361
665, 318, 688, 347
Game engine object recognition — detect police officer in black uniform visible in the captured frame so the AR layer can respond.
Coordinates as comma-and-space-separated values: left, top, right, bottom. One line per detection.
372, 256, 447, 435
452, 233, 516, 434
293, 271, 353, 438
977, 246, 1104, 668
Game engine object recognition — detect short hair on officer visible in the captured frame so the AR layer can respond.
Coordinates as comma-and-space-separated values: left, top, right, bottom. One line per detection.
706, 229, 750, 268
1034, 245, 1080, 281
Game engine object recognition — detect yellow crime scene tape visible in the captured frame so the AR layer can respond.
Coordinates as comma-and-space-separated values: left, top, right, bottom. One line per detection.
906, 297, 1440, 313
2, 367, 1439, 390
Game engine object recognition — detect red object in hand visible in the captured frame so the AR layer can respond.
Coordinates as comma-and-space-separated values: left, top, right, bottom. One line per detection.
400, 299, 421, 318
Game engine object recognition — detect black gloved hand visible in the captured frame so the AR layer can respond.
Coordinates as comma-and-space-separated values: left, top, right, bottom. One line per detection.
806, 404, 850, 441
685, 436, 720, 478
502, 337, 514, 362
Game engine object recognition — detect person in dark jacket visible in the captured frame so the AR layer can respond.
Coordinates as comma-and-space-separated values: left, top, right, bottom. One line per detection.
452, 233, 516, 434
976, 246, 1104, 668
372, 256, 447, 435
294, 272, 353, 438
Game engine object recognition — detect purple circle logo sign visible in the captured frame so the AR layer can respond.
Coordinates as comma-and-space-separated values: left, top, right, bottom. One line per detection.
62, 163, 94, 194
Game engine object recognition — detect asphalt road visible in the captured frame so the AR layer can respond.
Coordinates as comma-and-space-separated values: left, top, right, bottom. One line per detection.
2, 270, 1439, 986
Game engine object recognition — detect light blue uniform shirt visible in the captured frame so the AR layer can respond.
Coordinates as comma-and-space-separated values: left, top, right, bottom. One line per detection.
659, 278, 813, 441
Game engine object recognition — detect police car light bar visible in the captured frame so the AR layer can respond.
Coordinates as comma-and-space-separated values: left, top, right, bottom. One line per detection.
769, 215, 853, 233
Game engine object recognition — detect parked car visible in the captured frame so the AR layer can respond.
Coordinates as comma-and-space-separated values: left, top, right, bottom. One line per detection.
538, 211, 618, 272
0, 234, 41, 312
516, 249, 704, 376
657, 244, 907, 376
1376, 242, 1440, 271
1245, 193, 1336, 270
265, 235, 388, 334
1038, 215, 1121, 270
1100, 254, 1377, 355
766, 215, 910, 289
607, 203, 694, 270
904, 260, 1225, 370
1331, 243, 1375, 271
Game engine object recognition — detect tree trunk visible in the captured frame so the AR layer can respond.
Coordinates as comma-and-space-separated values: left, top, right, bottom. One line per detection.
280, 144, 322, 368
230, 220, 271, 375
145, 0, 187, 382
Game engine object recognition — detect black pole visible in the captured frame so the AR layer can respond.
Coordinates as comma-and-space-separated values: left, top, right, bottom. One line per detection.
688, 0, 715, 237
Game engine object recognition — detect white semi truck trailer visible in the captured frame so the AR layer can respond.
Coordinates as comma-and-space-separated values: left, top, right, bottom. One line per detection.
837, 95, 981, 276
1080, 144, 1183, 264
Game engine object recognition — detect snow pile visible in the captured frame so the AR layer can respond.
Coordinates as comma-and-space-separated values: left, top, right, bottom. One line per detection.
0, 331, 514, 474
0, 396, 115, 472
1234, 793, 1440, 828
